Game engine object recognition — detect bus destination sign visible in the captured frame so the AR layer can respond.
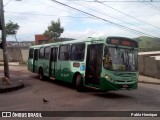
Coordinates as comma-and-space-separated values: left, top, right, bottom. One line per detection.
107, 37, 138, 47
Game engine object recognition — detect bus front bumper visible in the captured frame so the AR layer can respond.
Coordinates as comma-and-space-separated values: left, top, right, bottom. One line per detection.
100, 78, 138, 91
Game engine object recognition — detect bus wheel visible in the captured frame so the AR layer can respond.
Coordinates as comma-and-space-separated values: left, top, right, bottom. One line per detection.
39, 69, 44, 80
76, 74, 83, 92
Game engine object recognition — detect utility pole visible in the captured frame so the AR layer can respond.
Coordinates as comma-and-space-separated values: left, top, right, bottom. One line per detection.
0, 0, 10, 79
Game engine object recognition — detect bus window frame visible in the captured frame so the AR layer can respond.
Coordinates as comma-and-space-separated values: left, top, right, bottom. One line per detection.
44, 46, 50, 60
39, 47, 44, 59
70, 43, 85, 61
51, 47, 58, 62
34, 49, 39, 60
29, 48, 34, 59
59, 44, 70, 61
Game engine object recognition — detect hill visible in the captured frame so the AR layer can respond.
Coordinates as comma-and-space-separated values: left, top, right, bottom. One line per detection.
134, 36, 160, 49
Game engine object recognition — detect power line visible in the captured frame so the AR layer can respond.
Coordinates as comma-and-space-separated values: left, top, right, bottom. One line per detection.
37, 0, 73, 14
72, 1, 160, 36
51, 0, 158, 37
6, 11, 95, 19
73, 0, 160, 31
96, 0, 160, 30
143, 0, 160, 11
3, 0, 12, 6
67, 0, 160, 2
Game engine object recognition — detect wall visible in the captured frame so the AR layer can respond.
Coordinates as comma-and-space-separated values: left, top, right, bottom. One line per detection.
0, 47, 29, 62
139, 47, 160, 52
138, 55, 160, 79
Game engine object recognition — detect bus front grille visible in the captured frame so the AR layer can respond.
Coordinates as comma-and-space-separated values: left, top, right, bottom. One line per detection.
113, 73, 137, 77
114, 79, 135, 83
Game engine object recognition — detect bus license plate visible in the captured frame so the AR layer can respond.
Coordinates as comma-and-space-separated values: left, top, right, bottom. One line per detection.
123, 85, 128, 88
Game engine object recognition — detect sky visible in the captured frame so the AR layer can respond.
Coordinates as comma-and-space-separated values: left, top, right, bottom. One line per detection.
3, 0, 160, 41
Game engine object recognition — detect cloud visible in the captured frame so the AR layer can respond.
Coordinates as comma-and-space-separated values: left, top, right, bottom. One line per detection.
62, 27, 138, 40
4, 0, 160, 41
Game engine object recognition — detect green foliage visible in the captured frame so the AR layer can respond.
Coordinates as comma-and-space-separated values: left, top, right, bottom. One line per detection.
58, 37, 75, 42
135, 36, 160, 48
44, 19, 64, 42
134, 36, 160, 52
6, 21, 20, 36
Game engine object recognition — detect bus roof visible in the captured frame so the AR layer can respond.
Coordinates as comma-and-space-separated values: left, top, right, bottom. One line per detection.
29, 36, 137, 48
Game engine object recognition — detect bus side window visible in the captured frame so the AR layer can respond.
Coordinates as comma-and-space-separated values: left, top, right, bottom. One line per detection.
44, 46, 50, 59
52, 48, 57, 62
59, 45, 70, 61
70, 43, 85, 61
29, 48, 34, 59
34, 49, 39, 60
39, 47, 44, 59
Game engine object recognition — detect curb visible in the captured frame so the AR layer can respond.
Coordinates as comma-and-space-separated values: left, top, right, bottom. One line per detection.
0, 83, 24, 93
0, 62, 20, 66
138, 81, 160, 85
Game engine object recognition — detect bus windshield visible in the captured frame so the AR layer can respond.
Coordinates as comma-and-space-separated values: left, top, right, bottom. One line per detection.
103, 46, 138, 71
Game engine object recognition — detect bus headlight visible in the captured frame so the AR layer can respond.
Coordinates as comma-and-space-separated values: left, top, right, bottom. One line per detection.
104, 74, 109, 79
104, 74, 116, 82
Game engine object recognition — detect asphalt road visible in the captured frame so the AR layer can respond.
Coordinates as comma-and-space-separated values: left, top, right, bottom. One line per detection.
0, 66, 160, 120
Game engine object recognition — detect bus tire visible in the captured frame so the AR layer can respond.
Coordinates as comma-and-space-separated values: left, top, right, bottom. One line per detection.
76, 74, 83, 92
39, 68, 44, 80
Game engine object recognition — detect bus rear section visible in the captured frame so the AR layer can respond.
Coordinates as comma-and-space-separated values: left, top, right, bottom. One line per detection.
28, 47, 39, 73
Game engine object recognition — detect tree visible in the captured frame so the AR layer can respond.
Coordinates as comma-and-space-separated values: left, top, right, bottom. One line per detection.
44, 19, 64, 42
6, 21, 19, 35
6, 21, 23, 62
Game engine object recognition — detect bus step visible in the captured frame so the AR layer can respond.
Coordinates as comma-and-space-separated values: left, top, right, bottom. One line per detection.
50, 77, 56, 80
84, 85, 100, 90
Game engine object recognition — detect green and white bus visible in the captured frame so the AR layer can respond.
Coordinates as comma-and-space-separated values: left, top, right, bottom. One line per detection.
28, 36, 138, 92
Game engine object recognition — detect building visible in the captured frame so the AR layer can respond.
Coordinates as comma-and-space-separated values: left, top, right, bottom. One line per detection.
35, 34, 49, 45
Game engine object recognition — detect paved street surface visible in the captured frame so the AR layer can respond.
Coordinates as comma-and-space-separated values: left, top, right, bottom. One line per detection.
0, 65, 160, 120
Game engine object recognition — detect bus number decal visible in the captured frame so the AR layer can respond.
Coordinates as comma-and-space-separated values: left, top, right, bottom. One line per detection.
73, 63, 80, 67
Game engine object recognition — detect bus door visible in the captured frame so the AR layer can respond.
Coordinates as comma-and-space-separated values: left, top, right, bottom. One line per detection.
33, 49, 39, 73
85, 44, 103, 85
49, 47, 58, 78
43, 46, 50, 77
